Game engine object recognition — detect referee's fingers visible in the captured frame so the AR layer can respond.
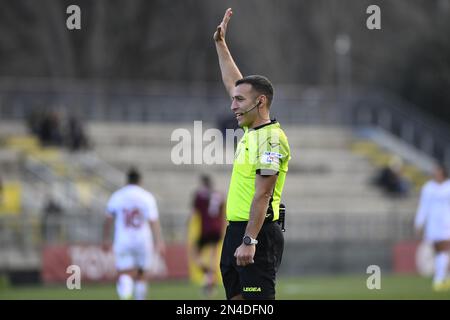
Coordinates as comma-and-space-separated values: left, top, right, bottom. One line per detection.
236, 256, 253, 266
235, 255, 244, 266
234, 250, 240, 265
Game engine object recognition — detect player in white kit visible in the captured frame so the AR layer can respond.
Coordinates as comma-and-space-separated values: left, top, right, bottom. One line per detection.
415, 164, 450, 291
103, 168, 165, 299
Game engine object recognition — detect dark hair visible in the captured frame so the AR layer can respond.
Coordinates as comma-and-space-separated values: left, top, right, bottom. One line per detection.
200, 174, 212, 188
436, 163, 449, 178
235, 75, 274, 106
127, 167, 141, 184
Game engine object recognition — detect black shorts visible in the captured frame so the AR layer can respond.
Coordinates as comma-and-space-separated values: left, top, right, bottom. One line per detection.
220, 221, 284, 300
197, 233, 222, 249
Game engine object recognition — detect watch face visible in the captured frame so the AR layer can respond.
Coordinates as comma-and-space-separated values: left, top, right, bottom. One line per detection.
243, 236, 251, 245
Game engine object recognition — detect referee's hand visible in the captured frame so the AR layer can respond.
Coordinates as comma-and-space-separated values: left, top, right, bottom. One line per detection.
214, 8, 233, 42
234, 243, 256, 267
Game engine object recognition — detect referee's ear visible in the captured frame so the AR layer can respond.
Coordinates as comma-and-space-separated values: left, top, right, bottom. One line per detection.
260, 95, 271, 109
257, 95, 266, 108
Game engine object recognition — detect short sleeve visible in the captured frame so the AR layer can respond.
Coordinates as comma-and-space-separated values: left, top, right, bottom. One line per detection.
255, 130, 288, 176
414, 183, 430, 230
143, 193, 159, 221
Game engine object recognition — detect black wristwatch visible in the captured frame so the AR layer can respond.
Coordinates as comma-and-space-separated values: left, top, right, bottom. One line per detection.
243, 235, 258, 246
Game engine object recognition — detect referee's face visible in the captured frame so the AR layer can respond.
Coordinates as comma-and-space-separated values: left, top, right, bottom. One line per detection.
231, 83, 258, 128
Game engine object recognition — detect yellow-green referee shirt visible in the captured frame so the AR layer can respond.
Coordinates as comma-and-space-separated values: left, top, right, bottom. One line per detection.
226, 120, 291, 222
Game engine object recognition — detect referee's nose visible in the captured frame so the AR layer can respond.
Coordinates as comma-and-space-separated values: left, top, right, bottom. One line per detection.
230, 99, 239, 113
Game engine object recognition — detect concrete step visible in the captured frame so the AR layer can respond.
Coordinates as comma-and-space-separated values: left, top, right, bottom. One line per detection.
0, 121, 27, 136
140, 173, 381, 197
89, 123, 355, 149
0, 249, 40, 270
95, 147, 370, 173
149, 188, 418, 216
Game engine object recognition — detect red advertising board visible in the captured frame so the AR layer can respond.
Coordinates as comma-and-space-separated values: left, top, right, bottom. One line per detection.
42, 243, 189, 283
393, 240, 434, 276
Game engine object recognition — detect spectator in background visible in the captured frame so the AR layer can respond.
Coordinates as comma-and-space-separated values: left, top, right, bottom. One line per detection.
373, 156, 410, 197
189, 174, 226, 297
39, 110, 64, 146
26, 109, 44, 137
26, 109, 63, 147
415, 163, 450, 291
26, 109, 90, 151
66, 114, 89, 151
41, 196, 64, 243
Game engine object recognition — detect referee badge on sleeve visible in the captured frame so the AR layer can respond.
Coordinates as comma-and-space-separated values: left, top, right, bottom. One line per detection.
261, 151, 282, 164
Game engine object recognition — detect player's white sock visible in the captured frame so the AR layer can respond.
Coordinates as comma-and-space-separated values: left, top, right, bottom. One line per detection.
117, 274, 134, 300
433, 252, 449, 284
134, 281, 148, 300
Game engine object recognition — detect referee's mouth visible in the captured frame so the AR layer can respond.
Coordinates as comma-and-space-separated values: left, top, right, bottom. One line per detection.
235, 113, 246, 126
234, 111, 249, 127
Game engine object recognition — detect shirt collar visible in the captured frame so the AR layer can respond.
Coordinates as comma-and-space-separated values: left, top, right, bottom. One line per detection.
248, 119, 278, 132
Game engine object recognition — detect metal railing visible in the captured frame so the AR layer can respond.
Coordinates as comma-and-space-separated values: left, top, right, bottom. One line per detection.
1, 79, 448, 166
0, 211, 417, 274
0, 79, 342, 125
349, 90, 450, 169
0, 211, 415, 249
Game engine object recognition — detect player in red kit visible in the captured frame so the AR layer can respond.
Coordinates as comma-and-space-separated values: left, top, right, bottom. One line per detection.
189, 174, 226, 297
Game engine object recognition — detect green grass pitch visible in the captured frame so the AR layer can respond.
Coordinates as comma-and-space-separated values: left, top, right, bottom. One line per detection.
1, 274, 449, 300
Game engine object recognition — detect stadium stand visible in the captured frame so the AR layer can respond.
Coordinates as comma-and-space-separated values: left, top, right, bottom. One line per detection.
88, 122, 420, 234
1, 86, 449, 278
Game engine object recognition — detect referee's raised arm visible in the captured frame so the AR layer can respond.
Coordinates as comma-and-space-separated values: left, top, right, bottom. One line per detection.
214, 8, 243, 97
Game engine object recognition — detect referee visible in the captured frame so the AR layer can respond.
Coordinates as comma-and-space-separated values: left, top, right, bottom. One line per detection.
214, 8, 291, 300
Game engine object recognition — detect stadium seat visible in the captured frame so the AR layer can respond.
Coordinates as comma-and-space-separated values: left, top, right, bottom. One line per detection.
0, 181, 22, 215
